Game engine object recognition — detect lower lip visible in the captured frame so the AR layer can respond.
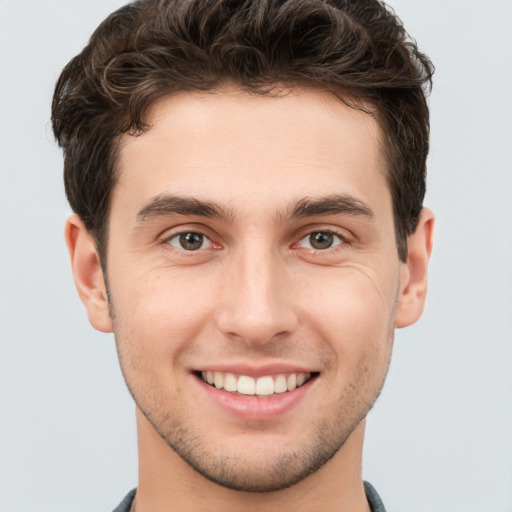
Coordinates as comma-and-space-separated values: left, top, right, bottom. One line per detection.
195, 375, 316, 421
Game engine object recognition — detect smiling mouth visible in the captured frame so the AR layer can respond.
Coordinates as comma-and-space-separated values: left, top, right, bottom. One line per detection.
197, 371, 318, 397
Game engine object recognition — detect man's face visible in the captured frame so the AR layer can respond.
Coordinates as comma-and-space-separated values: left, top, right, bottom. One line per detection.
104, 87, 408, 491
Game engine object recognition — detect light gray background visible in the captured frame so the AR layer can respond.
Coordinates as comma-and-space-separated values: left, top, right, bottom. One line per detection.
1, 0, 511, 511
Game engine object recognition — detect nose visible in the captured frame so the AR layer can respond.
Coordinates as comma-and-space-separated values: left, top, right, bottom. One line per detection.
216, 246, 298, 346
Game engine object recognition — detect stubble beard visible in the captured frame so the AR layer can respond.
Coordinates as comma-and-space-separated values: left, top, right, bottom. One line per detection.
116, 342, 392, 493
108, 279, 396, 493
138, 407, 365, 493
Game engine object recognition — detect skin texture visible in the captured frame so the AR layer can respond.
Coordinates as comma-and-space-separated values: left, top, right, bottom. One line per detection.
66, 87, 434, 512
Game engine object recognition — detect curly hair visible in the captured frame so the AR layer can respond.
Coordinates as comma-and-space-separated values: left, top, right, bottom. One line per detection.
52, 0, 433, 261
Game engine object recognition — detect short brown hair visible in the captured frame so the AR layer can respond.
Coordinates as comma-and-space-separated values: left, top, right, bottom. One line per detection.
52, 0, 433, 261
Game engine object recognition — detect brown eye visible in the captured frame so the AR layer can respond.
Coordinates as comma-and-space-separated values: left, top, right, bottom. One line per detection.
168, 232, 209, 251
298, 231, 344, 250
309, 232, 334, 249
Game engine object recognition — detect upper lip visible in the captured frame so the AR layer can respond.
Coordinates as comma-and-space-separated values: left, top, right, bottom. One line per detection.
191, 362, 319, 378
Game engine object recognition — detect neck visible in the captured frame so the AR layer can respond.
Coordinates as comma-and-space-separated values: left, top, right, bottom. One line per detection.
133, 409, 371, 512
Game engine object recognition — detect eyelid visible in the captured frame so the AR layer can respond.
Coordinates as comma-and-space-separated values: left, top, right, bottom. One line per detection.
297, 231, 345, 249
295, 223, 351, 240
159, 224, 221, 251
167, 232, 213, 250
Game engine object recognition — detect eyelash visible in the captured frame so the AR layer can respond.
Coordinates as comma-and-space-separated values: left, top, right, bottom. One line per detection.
163, 228, 348, 255
165, 231, 216, 252
296, 231, 346, 251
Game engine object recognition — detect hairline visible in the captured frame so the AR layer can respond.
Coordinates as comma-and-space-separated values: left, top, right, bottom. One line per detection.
94, 83, 406, 268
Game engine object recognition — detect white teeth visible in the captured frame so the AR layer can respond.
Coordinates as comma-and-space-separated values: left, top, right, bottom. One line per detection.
200, 371, 312, 396
237, 375, 256, 395
296, 373, 307, 387
214, 372, 224, 389
287, 373, 297, 391
274, 374, 287, 393
256, 376, 274, 396
224, 373, 238, 392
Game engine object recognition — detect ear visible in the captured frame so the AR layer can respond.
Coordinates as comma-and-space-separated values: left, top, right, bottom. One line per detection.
395, 208, 435, 328
65, 214, 113, 333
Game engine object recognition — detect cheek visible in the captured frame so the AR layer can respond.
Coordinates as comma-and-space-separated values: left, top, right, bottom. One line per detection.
304, 272, 396, 415
303, 266, 396, 327
110, 266, 218, 358
299, 267, 397, 367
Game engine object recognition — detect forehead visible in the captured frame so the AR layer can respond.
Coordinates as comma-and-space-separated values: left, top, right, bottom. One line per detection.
114, 87, 389, 218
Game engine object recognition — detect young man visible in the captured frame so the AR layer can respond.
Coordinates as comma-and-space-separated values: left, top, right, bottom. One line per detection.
52, 0, 434, 510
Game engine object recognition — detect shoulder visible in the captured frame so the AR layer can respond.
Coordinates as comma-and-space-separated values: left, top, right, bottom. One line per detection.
364, 481, 387, 512
111, 488, 136, 512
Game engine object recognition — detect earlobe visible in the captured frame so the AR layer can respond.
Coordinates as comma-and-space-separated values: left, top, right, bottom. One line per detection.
65, 214, 113, 333
395, 208, 435, 328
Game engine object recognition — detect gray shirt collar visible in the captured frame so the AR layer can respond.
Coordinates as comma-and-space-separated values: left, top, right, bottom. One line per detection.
113, 482, 387, 512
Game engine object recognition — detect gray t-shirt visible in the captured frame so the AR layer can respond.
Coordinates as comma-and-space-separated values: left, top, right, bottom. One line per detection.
112, 481, 386, 512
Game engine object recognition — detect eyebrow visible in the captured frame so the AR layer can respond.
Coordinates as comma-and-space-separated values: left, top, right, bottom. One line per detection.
136, 193, 374, 224
136, 195, 234, 223
286, 194, 375, 221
